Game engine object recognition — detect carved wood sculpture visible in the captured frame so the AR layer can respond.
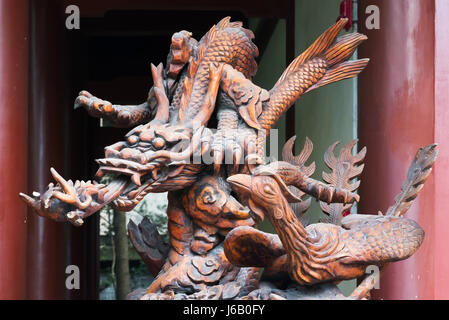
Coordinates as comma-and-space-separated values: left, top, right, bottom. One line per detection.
20, 17, 437, 300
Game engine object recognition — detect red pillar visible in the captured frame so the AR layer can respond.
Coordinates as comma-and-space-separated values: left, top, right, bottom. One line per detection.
0, 0, 29, 299
433, 0, 449, 300
26, 1, 69, 299
358, 0, 437, 299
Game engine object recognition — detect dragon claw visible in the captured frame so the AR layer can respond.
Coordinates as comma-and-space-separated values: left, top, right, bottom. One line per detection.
74, 91, 114, 116
210, 127, 259, 174
213, 148, 223, 174
232, 147, 242, 173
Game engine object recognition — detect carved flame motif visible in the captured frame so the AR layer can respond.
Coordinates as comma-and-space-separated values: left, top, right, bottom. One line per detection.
320, 140, 366, 225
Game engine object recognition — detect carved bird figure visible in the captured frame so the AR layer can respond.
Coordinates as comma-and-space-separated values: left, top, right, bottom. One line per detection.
225, 141, 434, 286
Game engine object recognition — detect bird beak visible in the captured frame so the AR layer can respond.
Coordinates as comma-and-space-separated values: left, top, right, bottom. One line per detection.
227, 174, 265, 224
227, 174, 252, 195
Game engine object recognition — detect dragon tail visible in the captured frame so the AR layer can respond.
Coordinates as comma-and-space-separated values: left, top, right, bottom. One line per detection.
258, 18, 369, 132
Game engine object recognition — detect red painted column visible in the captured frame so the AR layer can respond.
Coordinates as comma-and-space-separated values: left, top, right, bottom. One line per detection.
0, 0, 29, 299
26, 1, 69, 299
433, 0, 449, 300
358, 0, 436, 299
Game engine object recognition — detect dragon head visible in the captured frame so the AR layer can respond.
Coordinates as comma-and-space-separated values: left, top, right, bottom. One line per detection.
94, 75, 212, 211
95, 121, 209, 211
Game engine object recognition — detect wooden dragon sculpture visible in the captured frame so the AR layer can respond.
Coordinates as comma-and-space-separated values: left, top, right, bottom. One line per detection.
19, 17, 437, 300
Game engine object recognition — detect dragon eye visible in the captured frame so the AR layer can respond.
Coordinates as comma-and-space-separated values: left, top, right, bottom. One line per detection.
152, 137, 165, 149
127, 135, 139, 145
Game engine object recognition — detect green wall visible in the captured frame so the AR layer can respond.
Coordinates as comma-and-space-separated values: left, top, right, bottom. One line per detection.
294, 0, 358, 296
294, 0, 357, 224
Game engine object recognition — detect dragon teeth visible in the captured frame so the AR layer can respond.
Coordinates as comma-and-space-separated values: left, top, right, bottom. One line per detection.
127, 162, 139, 171
152, 169, 158, 181
131, 173, 142, 186
96, 159, 107, 166
95, 168, 105, 178
98, 157, 144, 171
103, 158, 121, 168
105, 158, 118, 167
128, 189, 139, 198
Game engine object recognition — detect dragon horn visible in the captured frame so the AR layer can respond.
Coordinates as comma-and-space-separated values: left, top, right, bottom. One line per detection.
151, 63, 170, 123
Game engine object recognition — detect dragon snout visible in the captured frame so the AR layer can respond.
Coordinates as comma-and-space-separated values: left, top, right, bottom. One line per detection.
96, 141, 163, 186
